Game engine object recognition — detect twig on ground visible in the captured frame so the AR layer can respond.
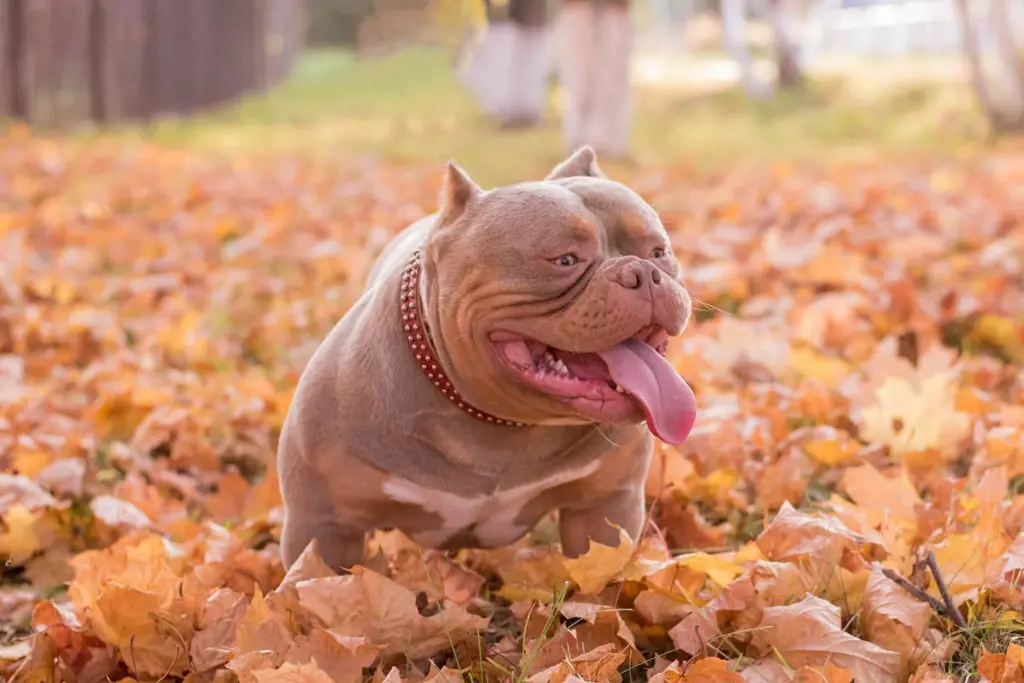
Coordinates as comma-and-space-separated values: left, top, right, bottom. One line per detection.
881, 567, 949, 616
926, 551, 968, 629
881, 554, 968, 630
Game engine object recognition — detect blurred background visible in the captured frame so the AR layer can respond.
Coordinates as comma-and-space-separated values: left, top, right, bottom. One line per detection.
2, 0, 1024, 185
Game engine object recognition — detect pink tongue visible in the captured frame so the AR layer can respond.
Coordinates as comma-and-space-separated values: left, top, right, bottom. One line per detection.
595, 339, 697, 444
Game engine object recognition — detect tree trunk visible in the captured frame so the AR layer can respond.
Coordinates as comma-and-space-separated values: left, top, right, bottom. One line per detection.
769, 0, 803, 89
721, 0, 771, 99
990, 0, 1024, 123
953, 0, 1018, 132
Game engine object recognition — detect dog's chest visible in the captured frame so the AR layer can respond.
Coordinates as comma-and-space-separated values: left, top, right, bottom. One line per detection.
380, 460, 601, 548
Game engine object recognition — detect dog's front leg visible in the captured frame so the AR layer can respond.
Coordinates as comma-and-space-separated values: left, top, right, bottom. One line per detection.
281, 515, 367, 573
557, 485, 645, 558
279, 444, 370, 572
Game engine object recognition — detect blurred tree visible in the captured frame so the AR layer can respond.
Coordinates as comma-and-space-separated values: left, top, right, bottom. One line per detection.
307, 0, 376, 45
954, 0, 1024, 132
991, 0, 1024, 116
721, 0, 771, 99
722, 0, 805, 99
768, 0, 804, 88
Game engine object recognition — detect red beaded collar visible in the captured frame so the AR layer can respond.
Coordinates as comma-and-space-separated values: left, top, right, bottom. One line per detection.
400, 248, 526, 427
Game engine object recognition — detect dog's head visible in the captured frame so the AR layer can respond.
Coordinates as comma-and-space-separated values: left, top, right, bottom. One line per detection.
422, 148, 696, 443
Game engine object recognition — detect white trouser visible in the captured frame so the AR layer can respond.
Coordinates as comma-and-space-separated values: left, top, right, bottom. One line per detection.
557, 2, 633, 157
458, 21, 551, 122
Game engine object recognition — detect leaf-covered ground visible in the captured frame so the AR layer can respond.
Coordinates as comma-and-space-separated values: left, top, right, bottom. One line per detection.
2, 131, 1024, 683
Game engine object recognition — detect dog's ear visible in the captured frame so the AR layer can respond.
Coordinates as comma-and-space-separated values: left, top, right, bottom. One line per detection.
546, 146, 607, 180
439, 160, 482, 220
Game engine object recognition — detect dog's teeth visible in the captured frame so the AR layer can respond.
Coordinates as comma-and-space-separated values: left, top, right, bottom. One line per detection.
553, 359, 569, 376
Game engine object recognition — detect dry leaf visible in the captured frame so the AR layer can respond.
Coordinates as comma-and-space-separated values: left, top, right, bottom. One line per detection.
296, 566, 488, 658
748, 595, 901, 683
563, 526, 634, 595
756, 502, 887, 582
12, 631, 56, 683
859, 566, 931, 676
648, 658, 744, 682
908, 664, 956, 683
251, 661, 335, 683
792, 664, 853, 683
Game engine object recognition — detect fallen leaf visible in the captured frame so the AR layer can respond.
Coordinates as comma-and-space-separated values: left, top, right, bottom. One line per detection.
756, 502, 887, 582
859, 566, 932, 677
563, 526, 634, 595
89, 494, 153, 533
190, 588, 249, 671
12, 631, 56, 683
0, 475, 61, 514
978, 648, 1007, 682
748, 595, 901, 683
251, 661, 335, 683
648, 658, 744, 682
526, 643, 625, 683
841, 464, 922, 526
908, 664, 957, 683
792, 664, 853, 683
296, 566, 489, 658
68, 534, 194, 678
285, 629, 379, 683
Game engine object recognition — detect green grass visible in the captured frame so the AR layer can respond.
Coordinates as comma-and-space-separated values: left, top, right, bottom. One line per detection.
946, 609, 1024, 681
92, 46, 998, 186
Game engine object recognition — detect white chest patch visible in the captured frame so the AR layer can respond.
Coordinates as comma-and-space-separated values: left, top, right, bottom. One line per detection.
381, 461, 601, 547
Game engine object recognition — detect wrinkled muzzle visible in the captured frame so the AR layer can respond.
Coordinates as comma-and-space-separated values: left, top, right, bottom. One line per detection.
498, 256, 696, 443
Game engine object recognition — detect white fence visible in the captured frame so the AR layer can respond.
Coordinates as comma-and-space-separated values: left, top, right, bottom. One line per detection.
647, 0, 1024, 59
806, 0, 963, 56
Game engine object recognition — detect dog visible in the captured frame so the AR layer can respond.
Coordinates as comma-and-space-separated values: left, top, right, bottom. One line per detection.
277, 147, 697, 571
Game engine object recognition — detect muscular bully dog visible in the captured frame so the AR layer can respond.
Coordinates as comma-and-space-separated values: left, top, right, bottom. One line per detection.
278, 148, 698, 571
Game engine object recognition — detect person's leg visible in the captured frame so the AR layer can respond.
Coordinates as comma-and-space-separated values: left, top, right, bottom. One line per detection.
557, 1, 599, 153
512, 23, 551, 125
592, 0, 634, 158
457, 19, 515, 119
508, 0, 552, 124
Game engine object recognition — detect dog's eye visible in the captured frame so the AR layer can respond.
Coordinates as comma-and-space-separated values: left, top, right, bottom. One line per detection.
553, 254, 579, 267
651, 247, 667, 258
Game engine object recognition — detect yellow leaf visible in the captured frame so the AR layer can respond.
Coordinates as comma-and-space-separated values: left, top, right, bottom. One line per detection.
0, 505, 41, 563
971, 314, 1024, 361
674, 552, 745, 588
734, 542, 764, 564
645, 448, 696, 496
701, 468, 740, 499
859, 374, 970, 464
11, 451, 52, 479
929, 531, 1006, 607
804, 439, 855, 466
998, 610, 1021, 625
563, 527, 634, 595
789, 346, 850, 387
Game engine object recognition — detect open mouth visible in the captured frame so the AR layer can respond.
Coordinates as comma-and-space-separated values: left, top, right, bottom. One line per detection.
491, 325, 697, 444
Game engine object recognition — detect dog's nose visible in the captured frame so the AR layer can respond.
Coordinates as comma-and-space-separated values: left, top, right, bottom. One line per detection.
615, 259, 661, 290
